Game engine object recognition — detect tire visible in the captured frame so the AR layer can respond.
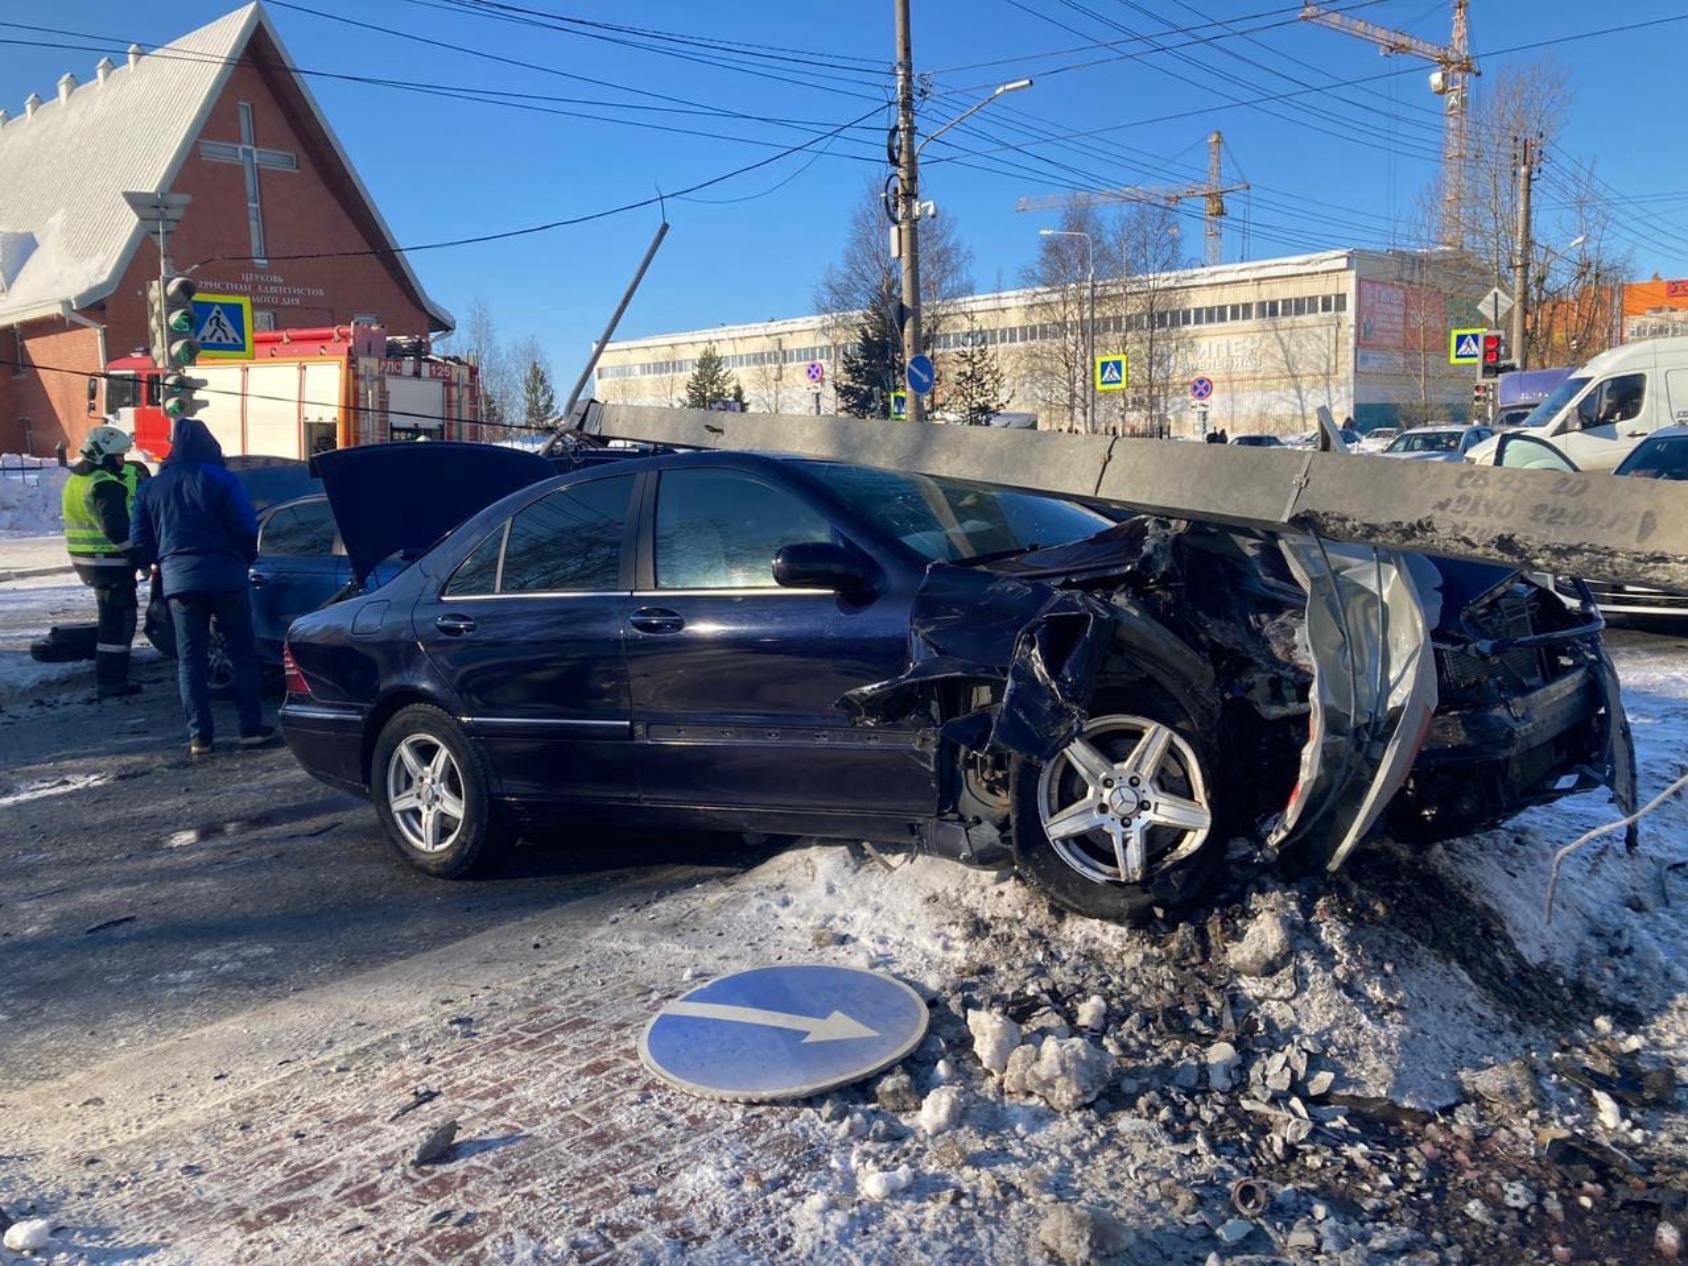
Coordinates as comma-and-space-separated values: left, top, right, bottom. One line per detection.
205, 623, 235, 700
1012, 688, 1224, 922
371, 704, 496, 878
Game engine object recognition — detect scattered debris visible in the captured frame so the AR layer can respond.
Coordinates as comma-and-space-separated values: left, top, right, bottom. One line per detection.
1037, 1204, 1128, 1265
1074, 995, 1107, 1031
874, 1071, 919, 1114
1228, 1176, 1271, 1218
1001, 1036, 1115, 1111
917, 1086, 964, 1137
1592, 1088, 1625, 1131
1214, 1216, 1255, 1245
965, 1009, 1021, 1075
412, 1120, 459, 1167
1467, 1058, 1539, 1112
2, 1219, 52, 1253
82, 915, 136, 935
1658, 1220, 1683, 1261
1226, 907, 1295, 977
387, 1087, 440, 1124
859, 1166, 914, 1200
1205, 1041, 1241, 1093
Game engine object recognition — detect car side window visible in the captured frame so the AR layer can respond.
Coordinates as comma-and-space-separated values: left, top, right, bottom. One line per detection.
1579, 374, 1646, 429
444, 523, 505, 597
655, 468, 832, 590
259, 500, 336, 556
499, 475, 633, 594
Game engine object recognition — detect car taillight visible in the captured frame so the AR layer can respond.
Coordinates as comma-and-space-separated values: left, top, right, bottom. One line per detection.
282, 643, 313, 697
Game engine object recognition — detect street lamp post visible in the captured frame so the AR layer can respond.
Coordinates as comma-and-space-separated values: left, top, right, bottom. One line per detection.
1040, 228, 1094, 433
891, 37, 1031, 423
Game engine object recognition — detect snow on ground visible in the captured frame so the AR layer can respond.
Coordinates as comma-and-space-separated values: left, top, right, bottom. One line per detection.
0, 456, 68, 536
0, 574, 99, 695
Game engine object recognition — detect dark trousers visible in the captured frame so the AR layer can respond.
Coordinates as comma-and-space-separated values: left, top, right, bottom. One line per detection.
168, 590, 262, 742
92, 578, 137, 695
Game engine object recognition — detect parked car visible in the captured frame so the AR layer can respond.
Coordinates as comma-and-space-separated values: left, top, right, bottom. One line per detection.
1378, 424, 1494, 461
1229, 434, 1284, 448
1468, 336, 1688, 471
1496, 428, 1688, 617
276, 441, 1632, 923
1356, 426, 1400, 452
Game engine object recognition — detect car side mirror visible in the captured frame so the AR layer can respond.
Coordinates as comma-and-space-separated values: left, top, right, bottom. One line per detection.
772, 541, 874, 595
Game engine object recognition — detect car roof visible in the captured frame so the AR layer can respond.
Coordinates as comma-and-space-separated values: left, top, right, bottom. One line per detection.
1646, 426, 1688, 440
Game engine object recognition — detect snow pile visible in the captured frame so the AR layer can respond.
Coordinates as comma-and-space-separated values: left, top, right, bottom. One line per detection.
0, 456, 68, 536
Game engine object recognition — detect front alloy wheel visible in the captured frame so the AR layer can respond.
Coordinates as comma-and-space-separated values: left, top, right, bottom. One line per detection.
1037, 714, 1212, 886
386, 734, 467, 854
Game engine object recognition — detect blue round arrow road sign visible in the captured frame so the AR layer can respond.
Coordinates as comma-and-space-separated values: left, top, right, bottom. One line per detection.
639, 964, 929, 1101
906, 353, 935, 395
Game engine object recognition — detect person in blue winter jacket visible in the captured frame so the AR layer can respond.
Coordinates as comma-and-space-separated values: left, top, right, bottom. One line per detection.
130, 418, 275, 756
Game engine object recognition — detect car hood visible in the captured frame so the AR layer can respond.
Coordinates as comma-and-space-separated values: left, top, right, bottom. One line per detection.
314, 442, 552, 581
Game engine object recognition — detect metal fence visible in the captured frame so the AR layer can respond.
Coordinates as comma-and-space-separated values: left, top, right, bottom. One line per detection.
0, 458, 45, 485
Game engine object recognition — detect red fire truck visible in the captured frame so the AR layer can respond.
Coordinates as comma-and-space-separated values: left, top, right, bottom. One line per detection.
99, 323, 482, 462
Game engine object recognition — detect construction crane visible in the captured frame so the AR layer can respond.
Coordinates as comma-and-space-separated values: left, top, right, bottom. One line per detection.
1298, 1, 1478, 249
1014, 131, 1248, 268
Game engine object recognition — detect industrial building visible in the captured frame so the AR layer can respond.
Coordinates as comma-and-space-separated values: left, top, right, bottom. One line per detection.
596, 247, 1491, 436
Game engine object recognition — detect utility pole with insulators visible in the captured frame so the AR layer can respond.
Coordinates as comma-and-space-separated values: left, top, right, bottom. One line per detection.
893, 0, 925, 425
1512, 135, 1540, 371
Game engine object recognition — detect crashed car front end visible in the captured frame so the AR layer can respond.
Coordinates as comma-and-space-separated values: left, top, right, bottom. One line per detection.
845, 517, 1636, 878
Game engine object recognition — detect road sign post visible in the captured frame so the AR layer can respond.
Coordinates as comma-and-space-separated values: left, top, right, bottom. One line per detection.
1094, 354, 1127, 393
1449, 327, 1484, 366
640, 964, 929, 1101
906, 353, 935, 396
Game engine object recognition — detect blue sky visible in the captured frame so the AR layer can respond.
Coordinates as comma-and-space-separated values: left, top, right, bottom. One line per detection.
3, 1, 1686, 377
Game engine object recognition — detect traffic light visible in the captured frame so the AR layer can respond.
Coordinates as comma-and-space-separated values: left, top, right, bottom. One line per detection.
160, 371, 209, 420
1480, 331, 1505, 378
1471, 380, 1495, 419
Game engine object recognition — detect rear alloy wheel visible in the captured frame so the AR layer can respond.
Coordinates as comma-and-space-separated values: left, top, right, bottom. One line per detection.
205, 623, 235, 700
1014, 707, 1222, 921
372, 705, 494, 877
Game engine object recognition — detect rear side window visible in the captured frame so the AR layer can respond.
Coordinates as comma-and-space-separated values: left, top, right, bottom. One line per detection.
655, 468, 831, 589
499, 475, 633, 593
1617, 436, 1688, 481
444, 524, 504, 597
260, 500, 336, 556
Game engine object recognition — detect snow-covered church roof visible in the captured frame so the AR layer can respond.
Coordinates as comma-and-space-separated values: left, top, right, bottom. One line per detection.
0, 3, 451, 330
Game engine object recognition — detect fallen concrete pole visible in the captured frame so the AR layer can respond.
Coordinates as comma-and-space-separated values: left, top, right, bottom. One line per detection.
580, 403, 1688, 591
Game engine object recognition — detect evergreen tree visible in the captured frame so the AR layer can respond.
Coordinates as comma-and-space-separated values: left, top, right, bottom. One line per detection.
949, 318, 1011, 425
521, 348, 557, 426
683, 343, 743, 409
835, 317, 901, 418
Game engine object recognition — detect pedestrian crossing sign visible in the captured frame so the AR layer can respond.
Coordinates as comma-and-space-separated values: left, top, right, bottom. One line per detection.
1094, 353, 1127, 392
1448, 327, 1484, 366
191, 293, 254, 361
890, 389, 908, 420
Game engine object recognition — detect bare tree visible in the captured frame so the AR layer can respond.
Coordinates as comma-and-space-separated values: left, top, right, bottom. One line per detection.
1019, 201, 1107, 431
455, 299, 519, 439
815, 180, 974, 410
1109, 204, 1189, 436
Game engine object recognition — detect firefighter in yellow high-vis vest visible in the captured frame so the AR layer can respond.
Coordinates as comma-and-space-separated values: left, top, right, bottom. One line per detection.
62, 425, 147, 698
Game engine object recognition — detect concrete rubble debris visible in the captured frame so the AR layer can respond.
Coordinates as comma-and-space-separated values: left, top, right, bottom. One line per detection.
966, 1009, 1022, 1075
1037, 1204, 1129, 1266
1227, 909, 1295, 977
1205, 1041, 1241, 1093
1657, 1220, 1683, 1261
1466, 1058, 1539, 1112
1591, 1088, 1624, 1131
859, 1166, 914, 1200
1075, 995, 1107, 1031
412, 1119, 459, 1167
2, 1219, 52, 1253
1001, 1035, 1117, 1111
917, 1086, 965, 1136
875, 1071, 920, 1114
1214, 1217, 1255, 1245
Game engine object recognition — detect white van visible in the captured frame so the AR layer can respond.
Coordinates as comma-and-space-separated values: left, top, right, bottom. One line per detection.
1466, 336, 1688, 471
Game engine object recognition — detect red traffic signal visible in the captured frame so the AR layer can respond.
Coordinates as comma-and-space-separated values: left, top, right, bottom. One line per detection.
1482, 332, 1503, 365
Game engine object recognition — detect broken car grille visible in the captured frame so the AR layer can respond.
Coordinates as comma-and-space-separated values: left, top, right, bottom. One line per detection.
1437, 593, 1546, 692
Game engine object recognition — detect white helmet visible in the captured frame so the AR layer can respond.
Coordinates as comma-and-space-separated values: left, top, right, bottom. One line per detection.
82, 424, 133, 461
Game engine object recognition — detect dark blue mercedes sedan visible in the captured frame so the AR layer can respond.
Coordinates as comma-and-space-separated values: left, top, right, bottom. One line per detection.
279, 440, 1633, 921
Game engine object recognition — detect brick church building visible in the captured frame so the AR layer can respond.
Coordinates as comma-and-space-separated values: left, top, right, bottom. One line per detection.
0, 3, 452, 455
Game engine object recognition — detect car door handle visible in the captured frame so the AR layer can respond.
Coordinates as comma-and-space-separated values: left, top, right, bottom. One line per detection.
434, 613, 477, 636
1625, 428, 1647, 437
629, 607, 685, 634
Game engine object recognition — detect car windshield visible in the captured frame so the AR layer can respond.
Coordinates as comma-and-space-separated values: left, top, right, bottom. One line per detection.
798, 462, 1112, 562
1615, 435, 1688, 480
1387, 431, 1461, 453
1520, 376, 1589, 428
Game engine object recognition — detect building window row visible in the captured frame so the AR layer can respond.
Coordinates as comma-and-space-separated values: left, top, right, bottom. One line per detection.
598, 293, 1348, 378
598, 342, 834, 381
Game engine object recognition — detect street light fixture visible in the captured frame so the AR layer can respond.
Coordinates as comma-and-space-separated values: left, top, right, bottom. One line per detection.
917, 78, 1033, 157
1041, 227, 1095, 434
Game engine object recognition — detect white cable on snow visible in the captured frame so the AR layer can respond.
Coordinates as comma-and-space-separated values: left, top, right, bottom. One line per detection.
1545, 769, 1688, 925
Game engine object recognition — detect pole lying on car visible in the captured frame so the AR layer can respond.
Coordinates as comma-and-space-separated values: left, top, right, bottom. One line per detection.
575, 403, 1688, 592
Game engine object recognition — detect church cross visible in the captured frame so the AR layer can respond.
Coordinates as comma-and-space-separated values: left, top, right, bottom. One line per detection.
199, 101, 298, 266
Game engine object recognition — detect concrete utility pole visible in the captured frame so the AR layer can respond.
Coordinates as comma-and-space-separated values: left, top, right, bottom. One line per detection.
1039, 228, 1094, 432
894, 0, 924, 424
1511, 136, 1539, 370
